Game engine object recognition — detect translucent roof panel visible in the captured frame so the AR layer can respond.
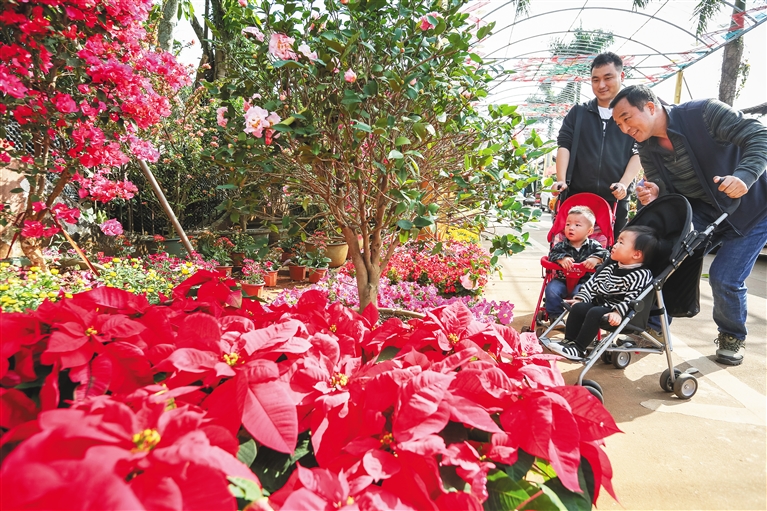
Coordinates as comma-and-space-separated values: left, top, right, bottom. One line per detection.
468, 0, 767, 119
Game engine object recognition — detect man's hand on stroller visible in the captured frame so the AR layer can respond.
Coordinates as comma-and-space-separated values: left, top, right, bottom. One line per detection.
552, 181, 568, 196
604, 311, 622, 326
636, 180, 659, 205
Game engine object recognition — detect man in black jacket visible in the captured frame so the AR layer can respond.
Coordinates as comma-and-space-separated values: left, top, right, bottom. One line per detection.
554, 52, 641, 232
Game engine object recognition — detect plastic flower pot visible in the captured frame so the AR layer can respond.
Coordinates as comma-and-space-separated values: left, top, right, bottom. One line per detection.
240, 282, 264, 298
264, 270, 278, 287
215, 265, 233, 276
325, 241, 349, 268
289, 265, 306, 281
307, 268, 327, 283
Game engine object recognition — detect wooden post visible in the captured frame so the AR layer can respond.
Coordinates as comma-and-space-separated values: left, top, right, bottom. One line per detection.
136, 159, 195, 256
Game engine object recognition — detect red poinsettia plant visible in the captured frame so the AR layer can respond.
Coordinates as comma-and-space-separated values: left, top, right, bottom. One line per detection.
0, 270, 620, 510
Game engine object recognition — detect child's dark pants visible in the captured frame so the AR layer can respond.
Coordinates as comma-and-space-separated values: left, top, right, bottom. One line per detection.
566, 302, 613, 352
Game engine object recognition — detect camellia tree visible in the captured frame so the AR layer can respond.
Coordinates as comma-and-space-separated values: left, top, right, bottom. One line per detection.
0, 0, 190, 267
204, 0, 553, 310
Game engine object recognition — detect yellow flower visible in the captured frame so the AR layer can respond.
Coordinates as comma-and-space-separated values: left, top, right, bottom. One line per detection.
0, 262, 9, 268
49, 268, 59, 275
181, 268, 189, 275
48, 292, 57, 298
103, 263, 112, 269
110, 272, 117, 277
65, 293, 73, 299
0, 285, 8, 291
29, 266, 41, 272
112, 258, 120, 263
39, 292, 47, 298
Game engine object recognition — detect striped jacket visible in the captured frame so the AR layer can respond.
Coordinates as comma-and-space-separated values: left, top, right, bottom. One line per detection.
574, 262, 653, 317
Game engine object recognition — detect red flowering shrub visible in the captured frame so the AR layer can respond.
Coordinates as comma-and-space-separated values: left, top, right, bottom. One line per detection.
384, 240, 492, 295
0, 271, 620, 510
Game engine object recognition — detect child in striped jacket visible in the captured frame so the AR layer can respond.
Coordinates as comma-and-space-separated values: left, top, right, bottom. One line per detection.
548, 225, 658, 359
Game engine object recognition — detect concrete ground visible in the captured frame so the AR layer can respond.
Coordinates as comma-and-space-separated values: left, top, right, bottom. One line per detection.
483, 214, 766, 510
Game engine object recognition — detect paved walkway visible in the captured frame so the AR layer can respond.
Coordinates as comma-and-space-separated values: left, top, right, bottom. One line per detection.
483, 216, 767, 510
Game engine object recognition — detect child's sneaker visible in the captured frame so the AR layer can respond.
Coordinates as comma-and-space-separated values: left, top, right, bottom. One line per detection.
547, 340, 584, 360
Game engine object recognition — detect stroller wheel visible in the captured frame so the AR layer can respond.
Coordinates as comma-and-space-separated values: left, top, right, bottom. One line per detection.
535, 326, 547, 337
535, 310, 548, 325
673, 373, 698, 400
581, 379, 604, 404
601, 351, 613, 365
659, 368, 683, 392
612, 351, 631, 369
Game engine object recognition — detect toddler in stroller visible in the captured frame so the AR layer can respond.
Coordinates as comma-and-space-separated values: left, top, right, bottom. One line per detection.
539, 194, 732, 402
529, 192, 615, 334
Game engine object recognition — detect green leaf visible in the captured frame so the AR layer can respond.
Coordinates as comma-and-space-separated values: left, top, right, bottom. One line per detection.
216, 184, 238, 190
394, 136, 411, 147
505, 449, 535, 480
363, 80, 379, 97
430, 242, 443, 255
396, 219, 413, 230
227, 476, 263, 502
10, 188, 24, 193
485, 469, 539, 510
413, 216, 433, 228
376, 346, 401, 362
237, 439, 257, 467
272, 60, 302, 69
353, 121, 372, 133
387, 150, 404, 160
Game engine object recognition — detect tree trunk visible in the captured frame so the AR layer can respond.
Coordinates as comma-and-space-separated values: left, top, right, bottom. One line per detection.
343, 227, 380, 312
20, 237, 45, 268
158, 0, 179, 52
718, 0, 746, 106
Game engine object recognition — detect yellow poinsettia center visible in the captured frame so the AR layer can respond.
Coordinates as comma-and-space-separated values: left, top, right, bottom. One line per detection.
85, 327, 98, 336
330, 372, 348, 387
329, 324, 337, 333
380, 432, 394, 447
447, 333, 460, 344
132, 429, 161, 452
334, 496, 355, 508
222, 352, 244, 366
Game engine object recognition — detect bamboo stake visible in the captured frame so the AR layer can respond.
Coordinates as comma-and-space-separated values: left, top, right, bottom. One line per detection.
136, 159, 195, 256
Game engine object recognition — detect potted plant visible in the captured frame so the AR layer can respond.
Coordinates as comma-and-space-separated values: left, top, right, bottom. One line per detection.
240, 259, 265, 298
209, 236, 234, 275
308, 230, 348, 268
302, 250, 331, 284
261, 248, 283, 287
230, 232, 257, 267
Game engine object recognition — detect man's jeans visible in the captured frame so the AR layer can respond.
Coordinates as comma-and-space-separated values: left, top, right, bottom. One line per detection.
545, 279, 581, 317
697, 209, 767, 341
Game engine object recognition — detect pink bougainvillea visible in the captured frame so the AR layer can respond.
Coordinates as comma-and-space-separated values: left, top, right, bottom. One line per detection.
99, 219, 124, 236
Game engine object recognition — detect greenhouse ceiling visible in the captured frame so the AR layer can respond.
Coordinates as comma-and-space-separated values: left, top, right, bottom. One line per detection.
469, 0, 767, 118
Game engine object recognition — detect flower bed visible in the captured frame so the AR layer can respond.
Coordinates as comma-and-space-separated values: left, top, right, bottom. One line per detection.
0, 272, 619, 509
0, 254, 211, 312
273, 272, 514, 325
382, 240, 492, 295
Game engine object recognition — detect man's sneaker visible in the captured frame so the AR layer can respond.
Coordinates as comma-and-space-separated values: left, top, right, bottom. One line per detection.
547, 341, 584, 360
714, 333, 745, 366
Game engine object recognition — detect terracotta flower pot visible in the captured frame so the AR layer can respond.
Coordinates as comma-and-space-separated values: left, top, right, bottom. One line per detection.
325, 242, 349, 268
240, 282, 264, 298
230, 251, 246, 267
289, 265, 306, 281
215, 265, 233, 276
264, 270, 278, 287
307, 268, 327, 283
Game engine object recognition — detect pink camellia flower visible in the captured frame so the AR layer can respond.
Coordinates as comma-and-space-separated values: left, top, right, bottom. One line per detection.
344, 69, 357, 83
32, 201, 47, 213
99, 218, 123, 236
21, 220, 59, 238
243, 105, 280, 138
297, 43, 317, 61
216, 106, 228, 127
238, 0, 247, 5
242, 26, 264, 42
419, 11, 441, 31
268, 33, 297, 61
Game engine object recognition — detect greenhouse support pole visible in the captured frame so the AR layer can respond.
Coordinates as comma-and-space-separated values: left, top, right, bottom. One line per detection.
674, 71, 684, 104
137, 159, 195, 256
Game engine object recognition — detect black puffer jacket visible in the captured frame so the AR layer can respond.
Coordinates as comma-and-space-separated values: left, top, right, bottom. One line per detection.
557, 98, 638, 202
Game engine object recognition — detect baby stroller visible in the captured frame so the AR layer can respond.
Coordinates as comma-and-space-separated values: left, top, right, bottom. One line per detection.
539, 194, 732, 403
528, 192, 616, 335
